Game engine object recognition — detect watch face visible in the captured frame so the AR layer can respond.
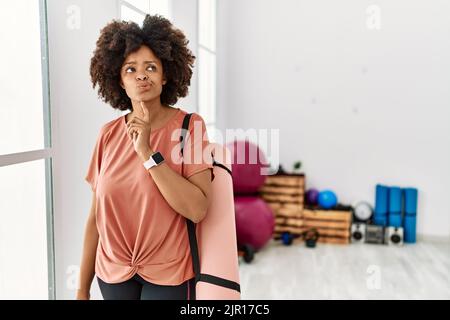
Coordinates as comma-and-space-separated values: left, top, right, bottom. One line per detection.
354, 202, 373, 221
152, 152, 164, 164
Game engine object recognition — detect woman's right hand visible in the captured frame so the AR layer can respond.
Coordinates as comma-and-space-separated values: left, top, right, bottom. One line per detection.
77, 192, 98, 301
76, 289, 91, 300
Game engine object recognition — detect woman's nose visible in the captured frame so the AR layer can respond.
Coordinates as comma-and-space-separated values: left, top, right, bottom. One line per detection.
136, 74, 148, 81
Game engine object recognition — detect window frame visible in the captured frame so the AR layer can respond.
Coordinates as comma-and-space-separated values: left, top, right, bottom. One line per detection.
119, 0, 148, 23
118, 0, 172, 24
197, 0, 217, 140
0, 0, 56, 300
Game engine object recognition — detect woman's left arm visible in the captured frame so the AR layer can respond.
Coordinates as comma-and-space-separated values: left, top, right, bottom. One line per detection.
141, 148, 212, 223
127, 104, 212, 223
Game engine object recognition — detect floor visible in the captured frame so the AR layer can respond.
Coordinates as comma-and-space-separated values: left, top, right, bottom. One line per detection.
238, 239, 450, 299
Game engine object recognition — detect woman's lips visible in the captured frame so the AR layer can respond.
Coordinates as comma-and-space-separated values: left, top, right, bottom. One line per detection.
137, 84, 151, 91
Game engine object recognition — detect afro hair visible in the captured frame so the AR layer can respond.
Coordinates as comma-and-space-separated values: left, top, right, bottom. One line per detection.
90, 14, 195, 111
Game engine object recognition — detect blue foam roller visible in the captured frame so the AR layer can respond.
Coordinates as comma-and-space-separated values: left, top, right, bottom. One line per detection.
389, 187, 402, 213
404, 188, 418, 216
389, 213, 402, 228
375, 184, 389, 216
404, 215, 417, 243
374, 215, 388, 227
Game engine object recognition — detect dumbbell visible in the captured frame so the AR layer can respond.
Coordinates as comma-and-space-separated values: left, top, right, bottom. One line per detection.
303, 229, 320, 248
280, 232, 302, 246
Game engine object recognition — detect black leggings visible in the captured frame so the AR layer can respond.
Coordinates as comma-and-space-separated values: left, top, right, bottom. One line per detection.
97, 274, 195, 300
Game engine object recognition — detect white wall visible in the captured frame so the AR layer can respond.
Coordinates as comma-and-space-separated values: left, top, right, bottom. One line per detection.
217, 0, 450, 238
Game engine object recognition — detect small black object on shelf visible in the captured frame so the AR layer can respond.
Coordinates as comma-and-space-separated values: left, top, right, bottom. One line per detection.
304, 229, 319, 248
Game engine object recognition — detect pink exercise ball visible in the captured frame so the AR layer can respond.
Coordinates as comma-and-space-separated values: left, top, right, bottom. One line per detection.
234, 196, 275, 250
226, 140, 269, 194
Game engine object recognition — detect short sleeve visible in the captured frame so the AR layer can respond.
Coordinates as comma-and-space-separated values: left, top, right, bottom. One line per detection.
182, 113, 214, 180
85, 127, 106, 192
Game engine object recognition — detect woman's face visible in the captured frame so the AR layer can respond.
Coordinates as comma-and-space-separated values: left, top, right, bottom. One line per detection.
120, 45, 167, 104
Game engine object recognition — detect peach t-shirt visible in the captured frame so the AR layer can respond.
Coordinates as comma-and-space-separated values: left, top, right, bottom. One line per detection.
85, 108, 213, 285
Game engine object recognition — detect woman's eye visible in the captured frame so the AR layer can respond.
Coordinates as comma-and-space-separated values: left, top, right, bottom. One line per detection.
124, 66, 156, 73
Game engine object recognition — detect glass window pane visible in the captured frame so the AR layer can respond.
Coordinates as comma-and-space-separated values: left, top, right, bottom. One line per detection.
199, 47, 216, 125
0, 1, 44, 155
0, 159, 48, 299
125, 0, 150, 13
121, 4, 146, 25
199, 0, 216, 51
149, 0, 170, 19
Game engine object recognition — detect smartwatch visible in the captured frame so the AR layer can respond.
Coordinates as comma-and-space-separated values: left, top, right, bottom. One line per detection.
143, 151, 165, 170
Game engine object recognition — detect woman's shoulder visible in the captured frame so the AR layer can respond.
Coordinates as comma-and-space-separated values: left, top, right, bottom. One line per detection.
95, 114, 124, 142
108, 114, 126, 129
176, 107, 204, 118
174, 108, 207, 128
181, 109, 206, 125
